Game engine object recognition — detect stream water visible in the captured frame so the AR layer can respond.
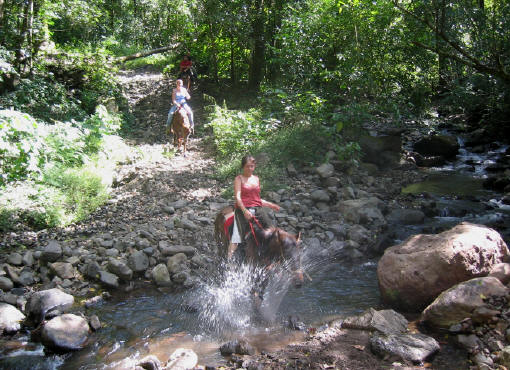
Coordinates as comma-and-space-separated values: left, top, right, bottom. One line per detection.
1, 136, 509, 369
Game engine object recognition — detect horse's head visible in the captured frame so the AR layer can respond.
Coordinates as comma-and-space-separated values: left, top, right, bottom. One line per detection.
268, 229, 304, 286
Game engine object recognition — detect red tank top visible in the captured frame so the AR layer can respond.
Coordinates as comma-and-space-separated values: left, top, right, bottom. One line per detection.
241, 182, 262, 208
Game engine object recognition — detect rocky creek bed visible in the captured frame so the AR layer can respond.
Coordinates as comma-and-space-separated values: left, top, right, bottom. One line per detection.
1, 68, 510, 369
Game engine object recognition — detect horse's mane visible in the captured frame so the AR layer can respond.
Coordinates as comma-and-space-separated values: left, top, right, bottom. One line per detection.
249, 226, 298, 257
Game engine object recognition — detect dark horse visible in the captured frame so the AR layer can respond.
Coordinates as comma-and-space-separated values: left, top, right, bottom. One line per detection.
169, 107, 191, 156
214, 206, 304, 285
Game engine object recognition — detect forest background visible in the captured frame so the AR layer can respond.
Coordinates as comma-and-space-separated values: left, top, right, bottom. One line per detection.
0, 0, 509, 232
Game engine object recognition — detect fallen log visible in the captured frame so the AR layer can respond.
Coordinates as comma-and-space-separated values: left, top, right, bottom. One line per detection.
115, 43, 180, 63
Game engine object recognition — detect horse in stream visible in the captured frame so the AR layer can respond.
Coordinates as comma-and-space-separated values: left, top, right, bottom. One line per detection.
168, 106, 191, 156
214, 205, 305, 286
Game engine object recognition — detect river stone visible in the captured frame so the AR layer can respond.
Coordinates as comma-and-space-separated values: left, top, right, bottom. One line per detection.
99, 270, 119, 288
500, 346, 510, 368
413, 134, 459, 159
422, 277, 508, 328
377, 222, 509, 311
18, 269, 35, 286
488, 263, 510, 285
41, 314, 89, 350
0, 277, 13, 291
136, 355, 161, 370
316, 163, 335, 178
41, 240, 63, 262
370, 332, 440, 363
7, 253, 23, 266
335, 197, 385, 224
167, 253, 188, 275
166, 348, 198, 369
220, 340, 256, 356
49, 262, 76, 279
386, 209, 425, 225
160, 244, 195, 257
152, 264, 171, 287
0, 303, 25, 334
342, 308, 408, 335
26, 288, 75, 324
89, 315, 101, 331
128, 250, 149, 272
107, 258, 133, 281
22, 251, 34, 266
310, 189, 330, 203
83, 261, 101, 280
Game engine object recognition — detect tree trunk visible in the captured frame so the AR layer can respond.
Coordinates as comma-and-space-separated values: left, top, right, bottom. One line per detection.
436, 0, 447, 93
0, 0, 4, 30
28, 0, 34, 74
248, 0, 265, 90
116, 44, 180, 63
267, 0, 284, 82
230, 34, 236, 84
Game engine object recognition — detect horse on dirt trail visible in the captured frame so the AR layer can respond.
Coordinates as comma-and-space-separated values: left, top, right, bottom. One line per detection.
214, 205, 305, 286
169, 106, 191, 156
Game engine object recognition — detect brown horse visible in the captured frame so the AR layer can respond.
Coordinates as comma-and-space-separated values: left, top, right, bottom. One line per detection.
170, 107, 191, 156
214, 206, 304, 284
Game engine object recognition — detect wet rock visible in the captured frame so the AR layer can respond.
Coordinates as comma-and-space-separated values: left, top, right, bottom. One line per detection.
220, 340, 255, 356
413, 134, 459, 159
49, 262, 76, 280
288, 315, 306, 330
166, 348, 198, 369
378, 223, 509, 312
89, 315, 101, 331
7, 253, 23, 266
84, 295, 104, 308
137, 355, 161, 370
422, 277, 508, 328
26, 288, 74, 324
152, 264, 171, 287
99, 270, 119, 288
0, 303, 25, 334
41, 314, 90, 351
342, 308, 408, 335
386, 208, 425, 225
128, 250, 149, 273
41, 240, 63, 262
107, 259, 133, 281
172, 270, 191, 285
370, 332, 440, 363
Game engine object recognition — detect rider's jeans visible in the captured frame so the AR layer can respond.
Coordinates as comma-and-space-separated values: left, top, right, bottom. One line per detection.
166, 103, 194, 128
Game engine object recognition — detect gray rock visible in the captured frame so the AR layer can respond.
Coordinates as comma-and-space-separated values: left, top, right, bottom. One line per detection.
128, 250, 149, 272
41, 314, 89, 350
22, 251, 34, 266
176, 218, 198, 230
160, 244, 195, 257
152, 264, 171, 287
41, 240, 63, 262
7, 253, 23, 266
310, 189, 330, 203
107, 259, 133, 281
370, 332, 440, 363
387, 209, 425, 225
83, 261, 101, 280
220, 340, 255, 356
18, 269, 35, 286
167, 253, 188, 274
0, 277, 13, 291
0, 303, 25, 334
342, 308, 408, 335
316, 163, 335, 178
163, 206, 175, 214
105, 248, 120, 257
456, 334, 481, 350
136, 355, 161, 370
169, 199, 187, 209
99, 271, 119, 288
49, 262, 76, 280
26, 288, 74, 324
172, 270, 190, 284
89, 315, 101, 331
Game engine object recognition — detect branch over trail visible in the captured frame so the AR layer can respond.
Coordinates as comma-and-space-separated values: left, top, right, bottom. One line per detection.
115, 43, 180, 64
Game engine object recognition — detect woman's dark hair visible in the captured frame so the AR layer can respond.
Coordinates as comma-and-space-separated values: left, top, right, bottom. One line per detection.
241, 155, 256, 169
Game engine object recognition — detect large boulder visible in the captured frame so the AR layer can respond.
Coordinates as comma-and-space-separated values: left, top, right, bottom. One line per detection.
413, 134, 459, 159
26, 288, 75, 324
0, 303, 25, 334
421, 277, 508, 328
41, 314, 90, 351
377, 223, 509, 311
359, 134, 402, 170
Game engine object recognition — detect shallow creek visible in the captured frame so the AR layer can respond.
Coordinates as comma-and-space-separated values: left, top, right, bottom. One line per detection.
1, 138, 509, 369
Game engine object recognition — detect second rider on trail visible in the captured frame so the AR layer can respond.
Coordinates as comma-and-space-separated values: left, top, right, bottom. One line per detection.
166, 79, 194, 135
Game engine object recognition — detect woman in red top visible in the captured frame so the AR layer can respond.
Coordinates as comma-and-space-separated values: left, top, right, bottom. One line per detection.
229, 155, 280, 258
